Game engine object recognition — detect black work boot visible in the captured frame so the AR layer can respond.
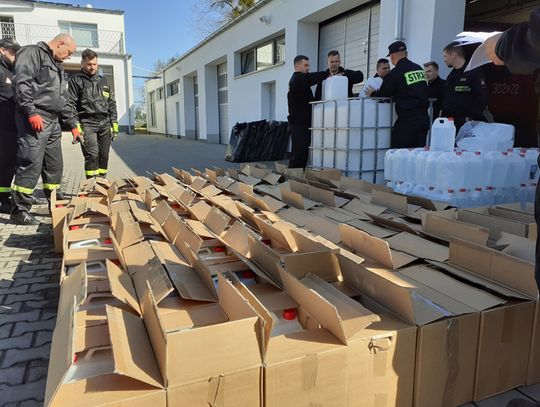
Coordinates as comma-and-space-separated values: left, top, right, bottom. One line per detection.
32, 196, 48, 205
10, 211, 40, 225
0, 201, 10, 214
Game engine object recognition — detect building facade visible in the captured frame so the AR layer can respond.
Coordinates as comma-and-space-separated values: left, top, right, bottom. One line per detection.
146, 0, 539, 146
0, 0, 134, 132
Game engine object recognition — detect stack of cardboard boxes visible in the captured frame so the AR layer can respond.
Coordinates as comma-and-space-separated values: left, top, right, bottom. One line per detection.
44, 164, 538, 406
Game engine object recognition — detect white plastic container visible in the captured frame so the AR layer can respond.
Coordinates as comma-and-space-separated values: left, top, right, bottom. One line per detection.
455, 188, 469, 208
462, 151, 483, 189
469, 188, 484, 208
441, 189, 457, 206
430, 118, 456, 152
527, 183, 537, 203
64, 347, 114, 384
323, 75, 348, 101
411, 184, 427, 198
436, 152, 466, 191
270, 308, 303, 337
391, 149, 412, 183
484, 151, 507, 188
425, 151, 445, 187
311, 103, 324, 168
384, 149, 398, 183
517, 184, 528, 210
414, 147, 431, 186
236, 270, 257, 286
484, 186, 495, 206
406, 147, 425, 185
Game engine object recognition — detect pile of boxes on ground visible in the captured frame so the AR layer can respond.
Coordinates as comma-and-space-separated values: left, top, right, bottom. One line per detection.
44, 161, 539, 407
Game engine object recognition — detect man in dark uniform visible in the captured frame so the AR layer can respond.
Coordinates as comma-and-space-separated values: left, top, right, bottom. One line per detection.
65, 49, 119, 179
314, 50, 364, 100
11, 33, 78, 225
424, 61, 445, 119
365, 41, 430, 148
287, 55, 329, 169
442, 41, 489, 131
0, 38, 21, 214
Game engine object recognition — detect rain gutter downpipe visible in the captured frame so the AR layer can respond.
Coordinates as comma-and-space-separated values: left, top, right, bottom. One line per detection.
395, 0, 405, 40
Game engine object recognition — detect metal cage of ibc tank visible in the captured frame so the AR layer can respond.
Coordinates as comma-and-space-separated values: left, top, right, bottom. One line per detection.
309, 97, 395, 184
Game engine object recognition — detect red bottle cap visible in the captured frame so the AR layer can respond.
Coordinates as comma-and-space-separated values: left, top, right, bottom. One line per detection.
455, 152, 462, 156
447, 189, 454, 193
56, 204, 65, 208
261, 239, 271, 246
73, 353, 78, 364
282, 308, 297, 320
213, 246, 226, 253
459, 188, 466, 192
242, 271, 255, 279
448, 117, 454, 121
475, 188, 482, 191
486, 186, 494, 190
502, 152, 508, 156
104, 238, 112, 245
79, 194, 87, 197
475, 151, 481, 155
112, 259, 121, 267
69, 225, 80, 230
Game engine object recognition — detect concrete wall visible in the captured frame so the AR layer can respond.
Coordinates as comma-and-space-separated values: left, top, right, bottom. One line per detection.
147, 0, 468, 141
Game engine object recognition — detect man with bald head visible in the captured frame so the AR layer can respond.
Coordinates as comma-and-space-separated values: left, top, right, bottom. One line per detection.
10, 34, 77, 224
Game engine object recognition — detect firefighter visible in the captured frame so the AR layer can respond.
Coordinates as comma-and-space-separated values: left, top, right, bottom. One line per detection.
11, 33, 78, 225
65, 48, 118, 179
0, 38, 21, 214
441, 41, 489, 131
314, 50, 364, 100
365, 41, 430, 148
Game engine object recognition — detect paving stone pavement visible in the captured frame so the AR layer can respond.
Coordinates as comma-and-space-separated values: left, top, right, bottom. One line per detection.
0, 132, 233, 406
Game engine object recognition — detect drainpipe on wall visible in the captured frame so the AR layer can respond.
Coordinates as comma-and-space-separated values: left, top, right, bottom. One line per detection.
395, 0, 405, 40
162, 71, 168, 136
123, 53, 134, 134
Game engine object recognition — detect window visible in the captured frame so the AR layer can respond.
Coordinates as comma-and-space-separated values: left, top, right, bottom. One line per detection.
239, 35, 286, 75
157, 87, 164, 100
59, 21, 98, 48
149, 91, 156, 126
98, 65, 115, 95
167, 80, 179, 97
0, 16, 15, 40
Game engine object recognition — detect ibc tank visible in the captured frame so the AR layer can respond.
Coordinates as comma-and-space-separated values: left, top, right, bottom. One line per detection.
311, 103, 324, 168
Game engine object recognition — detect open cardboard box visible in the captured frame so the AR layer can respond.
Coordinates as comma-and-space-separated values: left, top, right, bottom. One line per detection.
421, 211, 490, 245
427, 238, 536, 400
141, 271, 262, 406
278, 253, 418, 407
45, 301, 164, 406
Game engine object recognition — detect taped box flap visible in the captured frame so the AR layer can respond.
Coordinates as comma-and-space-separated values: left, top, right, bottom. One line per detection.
106, 305, 164, 389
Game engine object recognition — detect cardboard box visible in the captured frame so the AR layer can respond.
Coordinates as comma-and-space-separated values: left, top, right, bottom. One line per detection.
45, 302, 165, 406
141, 272, 262, 406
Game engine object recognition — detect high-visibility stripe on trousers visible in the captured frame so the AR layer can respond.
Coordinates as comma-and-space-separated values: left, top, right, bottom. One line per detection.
80, 121, 111, 178
0, 129, 17, 204
11, 112, 63, 213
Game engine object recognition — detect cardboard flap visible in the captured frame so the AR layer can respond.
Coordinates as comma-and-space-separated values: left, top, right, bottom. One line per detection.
496, 232, 535, 263
371, 190, 408, 214
367, 213, 420, 234
277, 207, 314, 227
280, 187, 317, 210
58, 263, 87, 318
290, 229, 339, 254
106, 259, 141, 315
189, 200, 212, 221
345, 219, 397, 239
399, 265, 505, 311
44, 297, 75, 407
106, 305, 163, 388
283, 251, 341, 283
339, 224, 393, 269
217, 272, 259, 322
204, 207, 230, 236
422, 212, 489, 245
234, 201, 261, 229
247, 235, 283, 285
301, 273, 380, 340
449, 238, 536, 299
71, 201, 110, 221
305, 215, 341, 244
386, 232, 449, 262
222, 221, 251, 257
116, 212, 144, 249
278, 266, 349, 344
190, 176, 208, 192
152, 200, 173, 226
201, 184, 222, 198
254, 218, 297, 252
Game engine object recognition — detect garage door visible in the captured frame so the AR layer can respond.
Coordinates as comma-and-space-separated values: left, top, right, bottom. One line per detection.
319, 3, 381, 90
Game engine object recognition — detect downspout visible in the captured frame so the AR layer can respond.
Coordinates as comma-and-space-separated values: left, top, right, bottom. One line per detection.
162, 71, 168, 136
395, 0, 405, 40
123, 53, 133, 134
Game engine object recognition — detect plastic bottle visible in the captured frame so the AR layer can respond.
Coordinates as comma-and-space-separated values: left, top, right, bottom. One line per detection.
517, 184, 528, 210
469, 188, 484, 208
323, 75, 349, 100
484, 151, 507, 188
236, 270, 257, 286
462, 151, 483, 190
436, 152, 466, 191
527, 183, 537, 203
456, 188, 469, 208
406, 147, 425, 185
483, 186, 495, 206
384, 149, 398, 185
394, 181, 414, 195
414, 147, 431, 187
430, 117, 456, 151
426, 187, 443, 202
411, 184, 427, 198
441, 189, 457, 206
391, 149, 412, 184
270, 308, 303, 337
425, 151, 445, 188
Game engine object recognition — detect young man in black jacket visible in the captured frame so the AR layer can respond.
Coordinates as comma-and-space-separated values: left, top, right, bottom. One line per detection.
65, 49, 119, 179
287, 55, 329, 169
11, 33, 77, 225
442, 41, 489, 131
366, 41, 430, 148
424, 61, 445, 120
314, 50, 364, 101
0, 38, 21, 214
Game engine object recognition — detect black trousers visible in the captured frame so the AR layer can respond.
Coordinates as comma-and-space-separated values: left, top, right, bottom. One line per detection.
391, 113, 430, 148
0, 129, 17, 204
12, 112, 63, 213
80, 121, 111, 178
289, 124, 311, 169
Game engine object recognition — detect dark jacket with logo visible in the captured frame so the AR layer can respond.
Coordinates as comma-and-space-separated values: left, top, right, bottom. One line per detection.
427, 75, 445, 119
372, 57, 429, 116
442, 66, 488, 121
287, 70, 329, 126
495, 6, 540, 92
0, 55, 16, 132
12, 41, 68, 119
314, 66, 364, 100
64, 70, 118, 128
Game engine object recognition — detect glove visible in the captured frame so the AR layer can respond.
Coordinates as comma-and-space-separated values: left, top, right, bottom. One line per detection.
71, 125, 84, 145
111, 122, 119, 141
28, 114, 44, 132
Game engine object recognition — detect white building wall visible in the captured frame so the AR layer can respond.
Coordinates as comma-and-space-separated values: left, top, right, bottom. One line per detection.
0, 1, 133, 130
147, 0, 468, 142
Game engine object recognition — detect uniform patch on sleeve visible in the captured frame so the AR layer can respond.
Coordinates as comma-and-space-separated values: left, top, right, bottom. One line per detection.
404, 70, 426, 85
6, 77, 11, 84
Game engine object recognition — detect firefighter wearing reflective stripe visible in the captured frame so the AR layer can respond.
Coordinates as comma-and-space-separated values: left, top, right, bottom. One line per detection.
65, 49, 118, 179
442, 41, 489, 132
0, 38, 21, 214
366, 41, 430, 148
11, 34, 77, 225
